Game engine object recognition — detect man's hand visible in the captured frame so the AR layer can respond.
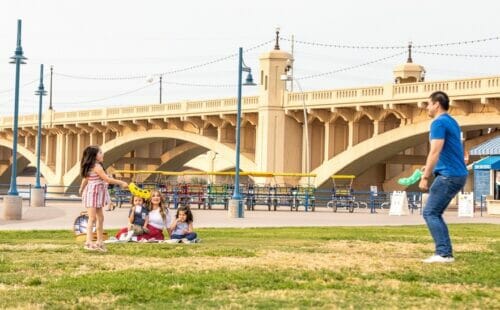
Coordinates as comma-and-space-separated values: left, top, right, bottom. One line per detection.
419, 177, 429, 192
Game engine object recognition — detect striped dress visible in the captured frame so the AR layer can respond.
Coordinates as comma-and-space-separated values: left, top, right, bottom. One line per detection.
82, 172, 110, 209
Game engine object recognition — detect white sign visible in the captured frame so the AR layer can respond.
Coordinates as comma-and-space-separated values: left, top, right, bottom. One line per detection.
389, 191, 409, 216
458, 193, 474, 217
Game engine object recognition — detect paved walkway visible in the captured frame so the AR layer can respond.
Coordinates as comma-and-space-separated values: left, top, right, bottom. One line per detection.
0, 199, 498, 230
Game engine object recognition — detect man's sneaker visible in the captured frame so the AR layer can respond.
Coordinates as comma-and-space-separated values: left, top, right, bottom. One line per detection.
181, 238, 191, 244
422, 255, 455, 263
192, 238, 201, 243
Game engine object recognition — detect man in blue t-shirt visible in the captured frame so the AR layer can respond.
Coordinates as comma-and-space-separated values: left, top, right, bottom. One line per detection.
419, 91, 468, 263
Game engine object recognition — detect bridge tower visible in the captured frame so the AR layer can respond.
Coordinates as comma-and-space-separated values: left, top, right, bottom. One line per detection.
393, 42, 426, 84
255, 36, 298, 177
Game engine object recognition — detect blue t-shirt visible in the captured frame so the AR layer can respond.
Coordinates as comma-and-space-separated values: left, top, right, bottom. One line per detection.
172, 222, 189, 236
429, 114, 467, 177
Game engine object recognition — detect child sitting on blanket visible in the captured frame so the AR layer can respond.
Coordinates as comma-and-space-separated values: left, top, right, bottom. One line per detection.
168, 206, 199, 243
123, 195, 150, 241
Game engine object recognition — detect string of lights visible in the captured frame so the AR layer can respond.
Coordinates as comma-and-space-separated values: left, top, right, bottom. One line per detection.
2, 35, 497, 109
163, 80, 234, 88
296, 52, 406, 80
50, 50, 409, 106
413, 36, 500, 48
49, 80, 236, 106
414, 50, 500, 58
0, 77, 43, 94
54, 83, 157, 105
25, 50, 410, 106
281, 37, 405, 49
54, 39, 273, 81
281, 35, 500, 50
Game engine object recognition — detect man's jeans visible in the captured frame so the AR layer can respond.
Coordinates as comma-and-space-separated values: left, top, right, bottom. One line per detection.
423, 175, 467, 257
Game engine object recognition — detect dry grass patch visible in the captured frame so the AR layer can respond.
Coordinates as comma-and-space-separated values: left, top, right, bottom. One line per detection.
77, 293, 120, 306
0, 243, 72, 251
0, 225, 497, 309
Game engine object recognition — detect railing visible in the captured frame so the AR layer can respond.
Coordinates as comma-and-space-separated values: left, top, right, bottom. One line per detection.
0, 96, 260, 128
0, 184, 33, 203
2, 74, 500, 128
285, 75, 500, 108
0, 182, 425, 214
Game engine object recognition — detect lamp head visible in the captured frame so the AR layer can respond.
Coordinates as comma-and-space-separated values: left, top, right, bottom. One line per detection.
9, 55, 27, 65
243, 71, 257, 86
281, 59, 294, 81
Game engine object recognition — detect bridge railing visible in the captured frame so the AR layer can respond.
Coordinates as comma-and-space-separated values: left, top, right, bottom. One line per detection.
285, 75, 500, 108
1, 75, 499, 128
0, 96, 260, 127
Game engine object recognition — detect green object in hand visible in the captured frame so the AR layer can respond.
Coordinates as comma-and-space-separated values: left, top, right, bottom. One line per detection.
397, 169, 423, 186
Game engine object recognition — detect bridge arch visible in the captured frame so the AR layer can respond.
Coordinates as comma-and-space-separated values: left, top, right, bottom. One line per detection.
379, 112, 402, 134
143, 143, 207, 182
63, 129, 257, 187
310, 115, 500, 188
0, 139, 56, 184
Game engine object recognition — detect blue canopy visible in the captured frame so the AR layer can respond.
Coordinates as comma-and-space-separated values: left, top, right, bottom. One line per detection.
472, 155, 500, 170
470, 136, 500, 156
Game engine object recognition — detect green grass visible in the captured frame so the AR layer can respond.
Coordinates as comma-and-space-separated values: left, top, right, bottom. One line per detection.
0, 225, 498, 309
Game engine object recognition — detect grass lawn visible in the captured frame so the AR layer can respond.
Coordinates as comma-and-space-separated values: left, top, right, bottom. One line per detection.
0, 224, 499, 309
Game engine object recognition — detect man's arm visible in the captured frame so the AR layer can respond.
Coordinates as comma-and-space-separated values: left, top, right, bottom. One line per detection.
419, 139, 444, 191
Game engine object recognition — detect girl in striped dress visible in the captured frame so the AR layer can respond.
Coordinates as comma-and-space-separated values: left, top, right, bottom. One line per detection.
79, 145, 127, 251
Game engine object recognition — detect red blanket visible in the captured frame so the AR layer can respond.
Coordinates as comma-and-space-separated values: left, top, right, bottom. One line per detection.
115, 224, 166, 241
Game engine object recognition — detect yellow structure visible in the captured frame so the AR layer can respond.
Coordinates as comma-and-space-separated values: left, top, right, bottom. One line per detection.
1, 44, 499, 192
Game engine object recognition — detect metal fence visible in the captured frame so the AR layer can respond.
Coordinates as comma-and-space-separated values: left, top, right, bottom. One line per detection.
0, 183, 488, 216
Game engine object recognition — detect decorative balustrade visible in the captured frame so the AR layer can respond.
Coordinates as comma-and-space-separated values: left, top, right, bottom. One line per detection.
360, 87, 384, 97
1, 74, 500, 129
285, 75, 500, 108
0, 96, 260, 128
487, 77, 499, 88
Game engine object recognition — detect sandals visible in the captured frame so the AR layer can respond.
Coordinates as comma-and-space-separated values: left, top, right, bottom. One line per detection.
84, 242, 97, 251
95, 243, 108, 253
84, 242, 107, 252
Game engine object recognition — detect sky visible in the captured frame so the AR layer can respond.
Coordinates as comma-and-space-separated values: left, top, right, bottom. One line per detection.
1, 0, 499, 116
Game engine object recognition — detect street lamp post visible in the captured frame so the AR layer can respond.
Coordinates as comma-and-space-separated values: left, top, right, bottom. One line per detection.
35, 64, 47, 188
228, 47, 256, 218
2, 19, 27, 220
159, 74, 163, 104
31, 64, 47, 207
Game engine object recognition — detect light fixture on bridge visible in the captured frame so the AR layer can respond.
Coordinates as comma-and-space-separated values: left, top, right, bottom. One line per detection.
274, 27, 280, 50
280, 59, 293, 82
